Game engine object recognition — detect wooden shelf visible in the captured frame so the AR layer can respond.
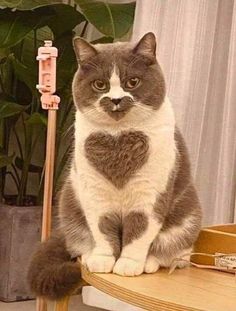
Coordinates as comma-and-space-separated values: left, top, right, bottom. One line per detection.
81, 265, 236, 311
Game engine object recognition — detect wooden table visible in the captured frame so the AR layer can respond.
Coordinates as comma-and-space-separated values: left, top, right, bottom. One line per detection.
79, 266, 236, 311
54, 225, 236, 311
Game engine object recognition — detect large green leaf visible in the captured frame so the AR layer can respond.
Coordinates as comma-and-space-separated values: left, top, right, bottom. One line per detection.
76, 0, 135, 38
0, 55, 13, 96
91, 36, 114, 44
13, 26, 53, 63
0, 150, 14, 168
11, 26, 53, 97
0, 100, 25, 119
55, 32, 77, 90
11, 55, 37, 92
0, 9, 53, 48
25, 112, 47, 127
9, 4, 84, 92
46, 4, 85, 37
0, 0, 62, 10
0, 47, 9, 60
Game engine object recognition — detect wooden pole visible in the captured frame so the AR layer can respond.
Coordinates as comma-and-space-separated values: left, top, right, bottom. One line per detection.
36, 297, 48, 311
36, 41, 60, 311
41, 110, 57, 241
36, 110, 57, 311
54, 296, 70, 311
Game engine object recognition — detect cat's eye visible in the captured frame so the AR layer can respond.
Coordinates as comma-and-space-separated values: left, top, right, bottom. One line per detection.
92, 80, 107, 91
125, 77, 140, 89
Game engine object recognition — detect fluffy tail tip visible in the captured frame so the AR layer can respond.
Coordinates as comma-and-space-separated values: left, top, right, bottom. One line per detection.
27, 237, 82, 300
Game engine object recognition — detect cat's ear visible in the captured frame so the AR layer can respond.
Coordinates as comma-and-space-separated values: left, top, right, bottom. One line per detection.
133, 32, 156, 59
73, 37, 97, 63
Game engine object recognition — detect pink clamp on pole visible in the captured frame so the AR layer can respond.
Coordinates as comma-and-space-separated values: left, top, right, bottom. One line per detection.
36, 40, 60, 109
36, 40, 60, 311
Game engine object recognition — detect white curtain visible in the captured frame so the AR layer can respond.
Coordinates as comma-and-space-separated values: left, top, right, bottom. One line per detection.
132, 0, 236, 225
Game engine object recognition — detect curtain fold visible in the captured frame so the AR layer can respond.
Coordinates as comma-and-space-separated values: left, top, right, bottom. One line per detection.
132, 0, 236, 225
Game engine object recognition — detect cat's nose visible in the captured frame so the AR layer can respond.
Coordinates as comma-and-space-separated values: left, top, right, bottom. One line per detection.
111, 98, 122, 105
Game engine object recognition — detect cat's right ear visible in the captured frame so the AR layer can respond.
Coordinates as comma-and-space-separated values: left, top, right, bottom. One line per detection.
73, 37, 97, 63
133, 32, 156, 61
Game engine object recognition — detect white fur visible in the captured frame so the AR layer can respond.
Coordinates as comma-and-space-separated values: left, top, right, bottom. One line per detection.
113, 258, 144, 276
113, 218, 162, 276
102, 65, 133, 101
70, 96, 176, 274
85, 254, 116, 273
144, 255, 160, 273
155, 216, 195, 267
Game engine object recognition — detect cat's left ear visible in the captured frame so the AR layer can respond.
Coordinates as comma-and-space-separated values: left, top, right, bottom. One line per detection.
133, 32, 156, 60
73, 37, 97, 63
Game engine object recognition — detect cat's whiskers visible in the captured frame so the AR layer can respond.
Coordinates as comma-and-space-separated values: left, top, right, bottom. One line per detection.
62, 124, 74, 138
82, 107, 99, 117
133, 102, 153, 113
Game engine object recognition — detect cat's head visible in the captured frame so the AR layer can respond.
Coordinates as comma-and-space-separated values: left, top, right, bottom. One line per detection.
72, 32, 166, 125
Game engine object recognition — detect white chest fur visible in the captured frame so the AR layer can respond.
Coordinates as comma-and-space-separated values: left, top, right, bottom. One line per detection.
70, 98, 176, 214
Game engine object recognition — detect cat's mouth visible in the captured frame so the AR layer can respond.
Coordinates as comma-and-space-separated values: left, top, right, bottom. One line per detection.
99, 96, 134, 121
107, 110, 127, 121
111, 104, 123, 112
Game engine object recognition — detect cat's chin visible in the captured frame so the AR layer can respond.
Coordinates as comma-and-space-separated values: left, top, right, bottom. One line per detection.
83, 108, 154, 129
81, 110, 128, 127
106, 110, 128, 121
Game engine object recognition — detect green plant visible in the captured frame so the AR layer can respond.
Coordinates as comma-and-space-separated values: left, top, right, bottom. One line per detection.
0, 0, 135, 206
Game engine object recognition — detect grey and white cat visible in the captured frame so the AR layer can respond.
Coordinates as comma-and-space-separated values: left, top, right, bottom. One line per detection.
28, 33, 202, 298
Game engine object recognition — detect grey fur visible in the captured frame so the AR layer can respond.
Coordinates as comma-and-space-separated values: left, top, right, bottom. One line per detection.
58, 181, 94, 257
84, 131, 149, 188
123, 212, 148, 247
99, 213, 122, 259
150, 128, 202, 262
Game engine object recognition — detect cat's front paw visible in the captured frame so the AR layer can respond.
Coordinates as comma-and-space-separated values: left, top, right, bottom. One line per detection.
113, 257, 144, 276
144, 255, 160, 273
85, 254, 115, 273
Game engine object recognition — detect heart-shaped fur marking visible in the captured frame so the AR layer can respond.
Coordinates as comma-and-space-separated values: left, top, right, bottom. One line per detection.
84, 131, 149, 188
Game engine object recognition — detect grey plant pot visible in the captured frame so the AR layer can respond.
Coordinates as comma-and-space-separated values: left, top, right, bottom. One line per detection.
0, 204, 42, 302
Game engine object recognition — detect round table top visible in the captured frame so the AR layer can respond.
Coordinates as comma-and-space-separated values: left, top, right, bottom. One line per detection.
81, 265, 236, 311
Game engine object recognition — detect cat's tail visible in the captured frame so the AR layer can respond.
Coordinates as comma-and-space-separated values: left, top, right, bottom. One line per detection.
27, 234, 82, 300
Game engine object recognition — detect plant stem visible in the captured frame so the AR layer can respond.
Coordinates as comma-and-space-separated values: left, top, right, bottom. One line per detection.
0, 172, 3, 202
16, 113, 31, 205
1, 119, 11, 201
37, 163, 45, 205
19, 39, 24, 62
0, 118, 4, 202
34, 29, 37, 56
21, 113, 26, 147
81, 21, 89, 38
16, 156, 29, 205
11, 163, 20, 188
0, 72, 6, 95
12, 126, 23, 160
